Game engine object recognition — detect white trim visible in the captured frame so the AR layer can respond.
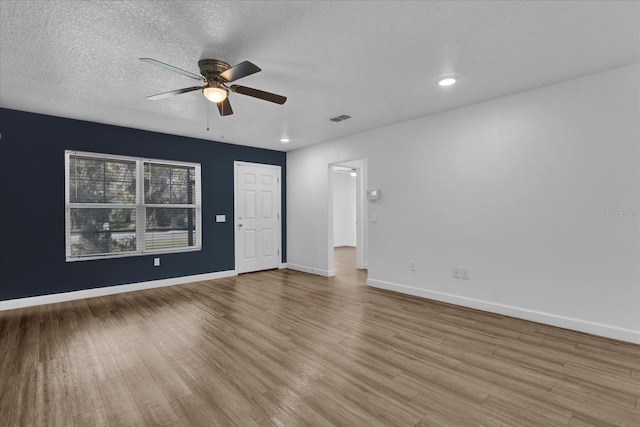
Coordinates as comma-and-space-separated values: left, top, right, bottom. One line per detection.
328, 159, 367, 274
234, 161, 283, 274
65, 150, 202, 262
279, 263, 287, 269
234, 161, 282, 170
0, 270, 236, 311
67, 150, 199, 168
287, 264, 335, 277
65, 246, 201, 262
367, 278, 640, 344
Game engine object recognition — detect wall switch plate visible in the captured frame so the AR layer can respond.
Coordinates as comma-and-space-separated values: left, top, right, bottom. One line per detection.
370, 214, 377, 223
367, 189, 381, 201
154, 257, 160, 267
461, 268, 469, 280
410, 261, 417, 271
452, 267, 460, 278
215, 215, 226, 222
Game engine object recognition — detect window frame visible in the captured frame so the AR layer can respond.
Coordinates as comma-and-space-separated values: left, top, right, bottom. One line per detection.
65, 150, 202, 262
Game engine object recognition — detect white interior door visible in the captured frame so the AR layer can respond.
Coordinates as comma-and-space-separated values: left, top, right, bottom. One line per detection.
235, 162, 281, 274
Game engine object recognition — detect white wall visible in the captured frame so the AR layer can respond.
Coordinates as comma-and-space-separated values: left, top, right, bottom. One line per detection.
333, 171, 357, 247
287, 64, 640, 343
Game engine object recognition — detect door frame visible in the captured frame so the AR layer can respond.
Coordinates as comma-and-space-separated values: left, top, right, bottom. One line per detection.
234, 161, 283, 274
328, 158, 367, 275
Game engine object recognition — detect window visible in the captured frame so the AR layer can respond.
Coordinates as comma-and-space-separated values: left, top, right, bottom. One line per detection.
65, 151, 201, 261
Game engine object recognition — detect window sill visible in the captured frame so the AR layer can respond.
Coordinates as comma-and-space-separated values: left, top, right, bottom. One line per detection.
65, 246, 201, 262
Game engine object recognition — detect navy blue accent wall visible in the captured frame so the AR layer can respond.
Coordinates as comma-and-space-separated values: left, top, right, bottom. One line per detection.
0, 108, 286, 301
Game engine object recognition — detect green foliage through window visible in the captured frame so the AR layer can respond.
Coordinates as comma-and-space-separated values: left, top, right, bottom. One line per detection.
65, 151, 201, 260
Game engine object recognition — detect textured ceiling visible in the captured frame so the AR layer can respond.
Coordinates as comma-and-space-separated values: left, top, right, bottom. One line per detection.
1, 1, 639, 151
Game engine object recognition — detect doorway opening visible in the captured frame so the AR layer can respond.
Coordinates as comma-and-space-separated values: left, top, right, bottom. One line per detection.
328, 159, 367, 278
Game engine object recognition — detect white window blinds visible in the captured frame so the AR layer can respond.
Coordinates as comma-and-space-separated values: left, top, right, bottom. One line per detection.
65, 151, 201, 261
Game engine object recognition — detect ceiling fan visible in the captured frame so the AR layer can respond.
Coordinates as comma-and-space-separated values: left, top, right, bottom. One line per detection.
140, 57, 287, 116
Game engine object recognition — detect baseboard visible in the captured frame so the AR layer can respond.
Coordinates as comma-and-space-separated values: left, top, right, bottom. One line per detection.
0, 270, 237, 311
279, 263, 287, 269
287, 263, 335, 277
367, 278, 640, 345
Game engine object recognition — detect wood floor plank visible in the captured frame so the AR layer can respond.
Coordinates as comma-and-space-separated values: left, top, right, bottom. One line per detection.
250, 386, 335, 427
79, 327, 123, 382
491, 345, 568, 374
299, 376, 383, 426
14, 311, 40, 374
457, 359, 640, 426
568, 415, 603, 427
73, 407, 110, 426
573, 342, 640, 370
63, 345, 105, 416
35, 358, 74, 426
173, 353, 273, 425
562, 361, 640, 397
96, 375, 139, 417
38, 310, 66, 362
112, 349, 171, 409
170, 392, 261, 427
551, 380, 637, 411
480, 394, 569, 427
56, 302, 86, 348
0, 369, 38, 426
0, 247, 638, 426
138, 402, 182, 426
98, 317, 133, 355
408, 387, 511, 427
130, 338, 193, 401
0, 312, 20, 392
108, 407, 148, 427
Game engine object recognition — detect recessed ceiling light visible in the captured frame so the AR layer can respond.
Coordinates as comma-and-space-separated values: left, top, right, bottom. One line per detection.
280, 138, 290, 143
437, 76, 458, 87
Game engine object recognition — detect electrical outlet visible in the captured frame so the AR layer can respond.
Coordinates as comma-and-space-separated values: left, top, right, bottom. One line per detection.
153, 257, 160, 267
410, 261, 417, 271
452, 267, 460, 278
461, 268, 469, 280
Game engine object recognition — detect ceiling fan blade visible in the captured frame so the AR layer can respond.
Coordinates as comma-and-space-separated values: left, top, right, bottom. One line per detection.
146, 86, 202, 100
219, 61, 261, 82
230, 85, 287, 105
139, 58, 205, 81
217, 98, 234, 116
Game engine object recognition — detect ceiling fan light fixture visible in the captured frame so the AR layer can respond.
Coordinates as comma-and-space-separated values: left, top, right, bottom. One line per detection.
437, 75, 458, 87
141, 57, 287, 116
203, 85, 228, 103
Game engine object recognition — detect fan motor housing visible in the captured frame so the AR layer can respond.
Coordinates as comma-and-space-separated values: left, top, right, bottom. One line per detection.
198, 59, 231, 80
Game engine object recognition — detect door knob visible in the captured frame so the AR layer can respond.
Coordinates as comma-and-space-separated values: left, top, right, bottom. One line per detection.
238, 224, 243, 227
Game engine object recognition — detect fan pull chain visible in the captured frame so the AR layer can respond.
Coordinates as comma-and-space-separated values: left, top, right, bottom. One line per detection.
206, 101, 210, 131
220, 102, 225, 139
220, 103, 224, 139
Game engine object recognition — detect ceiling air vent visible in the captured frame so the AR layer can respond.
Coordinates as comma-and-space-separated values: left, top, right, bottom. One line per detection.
330, 114, 351, 123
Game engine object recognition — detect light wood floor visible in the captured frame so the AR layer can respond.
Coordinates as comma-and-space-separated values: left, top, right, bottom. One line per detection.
1, 247, 639, 426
